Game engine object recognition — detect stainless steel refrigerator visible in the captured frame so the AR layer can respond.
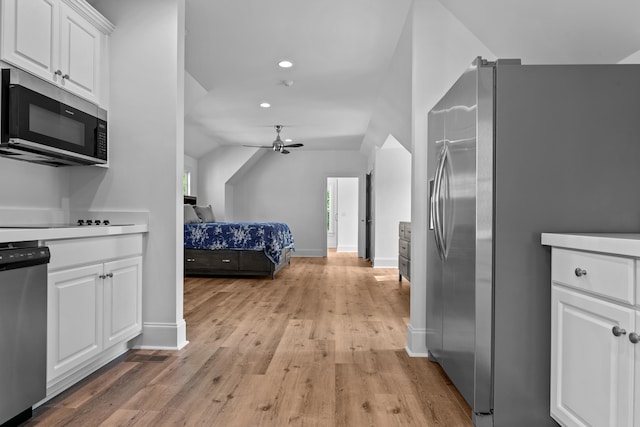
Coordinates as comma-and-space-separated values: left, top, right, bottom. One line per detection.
426, 57, 640, 426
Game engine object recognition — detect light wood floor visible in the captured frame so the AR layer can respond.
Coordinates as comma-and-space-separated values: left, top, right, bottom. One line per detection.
29, 252, 472, 426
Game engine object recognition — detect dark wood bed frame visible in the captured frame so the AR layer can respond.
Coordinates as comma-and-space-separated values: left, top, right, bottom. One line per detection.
183, 196, 291, 279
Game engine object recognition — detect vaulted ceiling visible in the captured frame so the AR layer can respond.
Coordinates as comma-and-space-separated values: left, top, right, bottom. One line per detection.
181, 0, 640, 158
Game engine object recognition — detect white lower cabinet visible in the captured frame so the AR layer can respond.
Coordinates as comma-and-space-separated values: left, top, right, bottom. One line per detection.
44, 234, 143, 396
48, 264, 104, 382
103, 257, 142, 350
551, 285, 635, 427
544, 238, 640, 427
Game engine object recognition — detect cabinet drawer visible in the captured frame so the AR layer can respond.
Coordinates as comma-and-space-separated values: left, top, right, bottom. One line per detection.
551, 248, 635, 304
399, 239, 411, 259
399, 256, 410, 281
403, 223, 412, 241
46, 235, 143, 270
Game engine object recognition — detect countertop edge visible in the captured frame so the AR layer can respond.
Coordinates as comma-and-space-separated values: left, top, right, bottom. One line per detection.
541, 233, 640, 257
0, 224, 149, 243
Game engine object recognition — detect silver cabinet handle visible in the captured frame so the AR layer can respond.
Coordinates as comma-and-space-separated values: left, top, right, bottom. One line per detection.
574, 268, 587, 277
106, 272, 113, 278
186, 258, 195, 262
629, 333, 639, 344
62, 74, 70, 79
222, 259, 231, 263
612, 326, 627, 337
54, 70, 62, 76
98, 274, 106, 279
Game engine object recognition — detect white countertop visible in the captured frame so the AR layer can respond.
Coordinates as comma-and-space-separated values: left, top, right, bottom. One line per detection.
0, 224, 148, 243
541, 233, 640, 257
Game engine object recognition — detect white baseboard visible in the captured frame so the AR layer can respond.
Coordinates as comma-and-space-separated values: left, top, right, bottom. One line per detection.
133, 319, 189, 350
373, 257, 398, 268
405, 323, 429, 357
292, 249, 324, 257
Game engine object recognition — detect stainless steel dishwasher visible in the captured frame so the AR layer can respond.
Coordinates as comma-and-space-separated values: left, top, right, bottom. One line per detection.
0, 242, 50, 426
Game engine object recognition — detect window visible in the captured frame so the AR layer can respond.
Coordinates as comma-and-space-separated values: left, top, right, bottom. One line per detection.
183, 171, 191, 195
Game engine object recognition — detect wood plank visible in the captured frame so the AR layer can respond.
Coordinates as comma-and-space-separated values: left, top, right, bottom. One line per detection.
30, 252, 472, 426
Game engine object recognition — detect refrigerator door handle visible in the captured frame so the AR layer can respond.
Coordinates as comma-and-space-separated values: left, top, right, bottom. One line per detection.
433, 145, 447, 260
428, 179, 435, 230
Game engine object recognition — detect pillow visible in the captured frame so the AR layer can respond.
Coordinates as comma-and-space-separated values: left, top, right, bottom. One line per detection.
184, 204, 202, 224
194, 205, 216, 223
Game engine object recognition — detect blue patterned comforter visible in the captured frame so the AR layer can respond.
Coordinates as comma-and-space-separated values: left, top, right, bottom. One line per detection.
184, 222, 295, 264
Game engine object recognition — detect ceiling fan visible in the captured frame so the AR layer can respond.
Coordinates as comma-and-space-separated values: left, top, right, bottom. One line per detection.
244, 125, 304, 154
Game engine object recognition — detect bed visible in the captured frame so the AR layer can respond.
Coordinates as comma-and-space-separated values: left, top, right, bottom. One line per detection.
183, 201, 294, 278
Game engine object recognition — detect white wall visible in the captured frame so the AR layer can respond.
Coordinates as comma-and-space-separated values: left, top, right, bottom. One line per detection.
0, 59, 71, 224
373, 134, 411, 268
619, 49, 640, 63
184, 154, 198, 196
361, 8, 413, 160
73, 0, 187, 349
336, 177, 358, 252
231, 150, 366, 256
197, 146, 261, 220
184, 71, 219, 158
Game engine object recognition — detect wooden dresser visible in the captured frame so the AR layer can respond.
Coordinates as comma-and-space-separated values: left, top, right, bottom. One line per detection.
399, 221, 411, 282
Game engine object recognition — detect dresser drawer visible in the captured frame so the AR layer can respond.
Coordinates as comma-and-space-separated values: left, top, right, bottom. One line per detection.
399, 256, 410, 281
551, 248, 635, 304
403, 223, 412, 241
399, 239, 410, 259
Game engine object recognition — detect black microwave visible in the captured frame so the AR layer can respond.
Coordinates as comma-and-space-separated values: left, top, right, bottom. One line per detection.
0, 68, 107, 166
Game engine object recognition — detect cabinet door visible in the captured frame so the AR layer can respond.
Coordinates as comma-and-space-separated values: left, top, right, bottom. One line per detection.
551, 285, 635, 427
58, 2, 101, 103
0, 0, 60, 82
103, 257, 142, 350
47, 264, 103, 383
635, 311, 640, 427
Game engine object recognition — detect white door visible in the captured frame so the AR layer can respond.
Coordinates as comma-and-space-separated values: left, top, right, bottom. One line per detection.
103, 257, 142, 350
48, 264, 103, 382
551, 285, 635, 427
1, 0, 60, 82
335, 177, 358, 252
327, 178, 337, 248
59, 2, 101, 102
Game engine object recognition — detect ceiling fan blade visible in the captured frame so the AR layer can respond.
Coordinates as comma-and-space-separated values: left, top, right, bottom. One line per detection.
284, 143, 304, 148
280, 149, 291, 154
242, 145, 272, 148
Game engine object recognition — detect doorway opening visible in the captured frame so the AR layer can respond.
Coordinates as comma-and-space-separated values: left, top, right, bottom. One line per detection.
326, 177, 359, 256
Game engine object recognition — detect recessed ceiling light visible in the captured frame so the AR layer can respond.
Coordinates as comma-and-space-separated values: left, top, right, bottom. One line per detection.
260, 102, 271, 108
278, 60, 293, 68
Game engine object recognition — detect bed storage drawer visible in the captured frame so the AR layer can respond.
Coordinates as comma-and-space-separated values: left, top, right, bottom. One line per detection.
185, 249, 239, 271
208, 251, 240, 270
185, 249, 212, 269
239, 251, 271, 270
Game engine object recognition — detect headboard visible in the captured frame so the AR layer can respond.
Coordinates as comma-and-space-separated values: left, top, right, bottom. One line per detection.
184, 195, 197, 205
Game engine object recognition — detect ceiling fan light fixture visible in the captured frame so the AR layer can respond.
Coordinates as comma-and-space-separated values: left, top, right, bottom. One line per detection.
278, 60, 293, 68
259, 102, 271, 108
284, 138, 292, 142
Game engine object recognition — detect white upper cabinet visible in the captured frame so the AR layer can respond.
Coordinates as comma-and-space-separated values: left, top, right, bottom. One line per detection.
0, 0, 114, 105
